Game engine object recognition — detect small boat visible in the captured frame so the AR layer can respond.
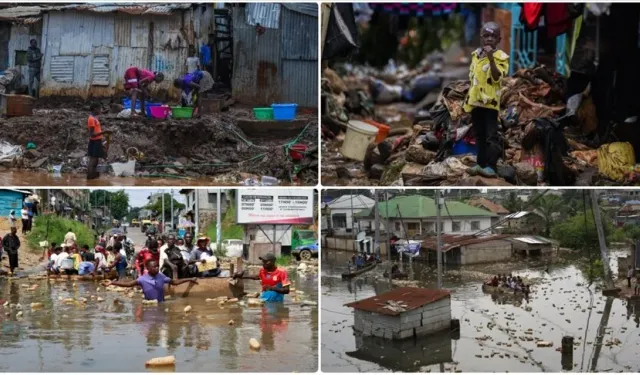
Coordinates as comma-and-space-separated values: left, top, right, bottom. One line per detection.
481, 284, 526, 295
341, 262, 376, 279
165, 277, 244, 299
46, 270, 118, 281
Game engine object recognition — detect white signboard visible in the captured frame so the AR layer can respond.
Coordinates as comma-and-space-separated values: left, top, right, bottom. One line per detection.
236, 189, 314, 225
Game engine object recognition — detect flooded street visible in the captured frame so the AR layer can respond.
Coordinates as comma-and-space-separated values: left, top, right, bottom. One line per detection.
322, 250, 640, 372
0, 270, 318, 372
0, 170, 297, 187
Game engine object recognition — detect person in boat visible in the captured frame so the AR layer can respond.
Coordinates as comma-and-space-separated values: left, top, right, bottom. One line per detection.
135, 240, 160, 277
98, 232, 107, 247
109, 260, 198, 302
486, 275, 499, 287
180, 233, 199, 276
195, 237, 224, 278
78, 249, 96, 276
161, 234, 188, 279
47, 247, 63, 274
523, 284, 531, 299
107, 244, 128, 280
232, 252, 290, 302
68, 246, 82, 275
41, 242, 57, 262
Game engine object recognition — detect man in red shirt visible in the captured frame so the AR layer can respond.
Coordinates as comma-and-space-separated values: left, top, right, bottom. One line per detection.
135, 239, 160, 277
123, 67, 165, 117
233, 252, 290, 302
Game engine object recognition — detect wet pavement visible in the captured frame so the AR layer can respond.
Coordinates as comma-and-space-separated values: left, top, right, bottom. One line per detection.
322, 250, 640, 372
0, 270, 318, 372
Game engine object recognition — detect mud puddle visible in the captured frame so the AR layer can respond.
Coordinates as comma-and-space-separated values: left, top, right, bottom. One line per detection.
0, 270, 318, 372
322, 250, 639, 372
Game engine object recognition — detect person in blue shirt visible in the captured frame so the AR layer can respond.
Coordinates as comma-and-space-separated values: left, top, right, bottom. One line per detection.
173, 70, 214, 116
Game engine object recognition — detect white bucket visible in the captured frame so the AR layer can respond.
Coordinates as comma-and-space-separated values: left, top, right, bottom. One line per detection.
60, 258, 74, 270
340, 120, 379, 161
111, 160, 136, 177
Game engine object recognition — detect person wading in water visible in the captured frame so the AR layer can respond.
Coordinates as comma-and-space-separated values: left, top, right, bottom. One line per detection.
110, 260, 197, 302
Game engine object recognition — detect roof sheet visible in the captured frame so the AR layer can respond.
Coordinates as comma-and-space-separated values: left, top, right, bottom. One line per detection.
345, 287, 451, 316
511, 236, 553, 245
467, 197, 510, 214
505, 211, 531, 219
356, 195, 496, 219
0, 3, 191, 21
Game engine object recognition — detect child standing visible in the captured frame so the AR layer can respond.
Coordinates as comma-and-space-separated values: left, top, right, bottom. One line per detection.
464, 22, 509, 178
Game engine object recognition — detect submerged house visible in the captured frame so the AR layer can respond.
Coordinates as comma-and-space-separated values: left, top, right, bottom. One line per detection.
0, 3, 318, 106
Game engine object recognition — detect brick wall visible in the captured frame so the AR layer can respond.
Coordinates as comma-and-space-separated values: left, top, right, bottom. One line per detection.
353, 296, 451, 340
461, 240, 512, 265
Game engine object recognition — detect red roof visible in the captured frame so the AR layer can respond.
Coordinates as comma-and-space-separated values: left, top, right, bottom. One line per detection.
468, 197, 510, 214
421, 234, 512, 252
345, 287, 451, 316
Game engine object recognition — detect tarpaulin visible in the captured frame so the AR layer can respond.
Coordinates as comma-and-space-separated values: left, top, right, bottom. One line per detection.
323, 4, 359, 60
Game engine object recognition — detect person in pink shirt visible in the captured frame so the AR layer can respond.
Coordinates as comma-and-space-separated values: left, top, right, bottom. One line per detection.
123, 67, 164, 117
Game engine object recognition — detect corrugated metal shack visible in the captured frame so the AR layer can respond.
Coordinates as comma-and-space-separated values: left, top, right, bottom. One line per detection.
232, 3, 318, 107
0, 4, 205, 98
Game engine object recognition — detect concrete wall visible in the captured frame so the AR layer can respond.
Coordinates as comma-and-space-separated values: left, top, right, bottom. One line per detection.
324, 236, 389, 256
461, 240, 513, 265
248, 242, 281, 264
353, 296, 451, 340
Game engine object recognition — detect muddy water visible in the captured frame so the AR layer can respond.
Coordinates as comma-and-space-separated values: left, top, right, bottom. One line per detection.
0, 271, 318, 372
0, 170, 257, 187
322, 250, 640, 372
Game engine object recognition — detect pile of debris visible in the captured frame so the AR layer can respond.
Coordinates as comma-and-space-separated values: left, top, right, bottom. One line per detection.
0, 99, 318, 185
322, 61, 634, 186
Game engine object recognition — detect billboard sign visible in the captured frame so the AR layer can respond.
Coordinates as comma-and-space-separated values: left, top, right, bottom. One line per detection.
236, 189, 314, 225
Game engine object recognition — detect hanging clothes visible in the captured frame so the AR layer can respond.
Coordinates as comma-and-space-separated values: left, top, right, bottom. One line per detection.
520, 3, 582, 38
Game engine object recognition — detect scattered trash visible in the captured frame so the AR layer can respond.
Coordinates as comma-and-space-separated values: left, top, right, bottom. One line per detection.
228, 319, 235, 326
30, 302, 44, 309
184, 305, 192, 313
142, 299, 159, 306
249, 338, 261, 351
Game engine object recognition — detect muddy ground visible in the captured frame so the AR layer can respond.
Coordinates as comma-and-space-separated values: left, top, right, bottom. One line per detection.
0, 98, 318, 185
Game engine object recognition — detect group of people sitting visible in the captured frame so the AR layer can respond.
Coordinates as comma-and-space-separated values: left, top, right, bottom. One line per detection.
485, 274, 531, 295
349, 253, 379, 269
46, 231, 225, 280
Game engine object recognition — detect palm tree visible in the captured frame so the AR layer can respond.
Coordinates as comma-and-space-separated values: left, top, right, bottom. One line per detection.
533, 195, 563, 236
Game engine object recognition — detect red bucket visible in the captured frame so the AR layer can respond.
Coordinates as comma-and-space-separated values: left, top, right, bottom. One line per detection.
288, 144, 307, 161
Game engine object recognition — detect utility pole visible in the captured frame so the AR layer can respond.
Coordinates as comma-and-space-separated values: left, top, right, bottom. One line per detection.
374, 190, 380, 258
216, 189, 222, 250
161, 191, 165, 234
436, 189, 443, 289
195, 190, 200, 237
385, 191, 391, 261
590, 190, 616, 291
170, 189, 174, 231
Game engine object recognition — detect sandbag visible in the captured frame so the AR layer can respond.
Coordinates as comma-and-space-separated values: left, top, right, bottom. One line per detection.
597, 142, 635, 182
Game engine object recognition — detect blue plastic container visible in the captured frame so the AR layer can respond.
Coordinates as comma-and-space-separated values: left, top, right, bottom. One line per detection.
144, 102, 162, 118
271, 103, 298, 121
452, 140, 477, 156
122, 98, 141, 111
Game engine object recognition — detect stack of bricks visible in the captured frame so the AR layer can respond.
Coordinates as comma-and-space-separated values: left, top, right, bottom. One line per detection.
353, 296, 451, 340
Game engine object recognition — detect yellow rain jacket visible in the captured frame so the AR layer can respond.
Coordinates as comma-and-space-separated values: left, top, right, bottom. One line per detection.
463, 49, 510, 113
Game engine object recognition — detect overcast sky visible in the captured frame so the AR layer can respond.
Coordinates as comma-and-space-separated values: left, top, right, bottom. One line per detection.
89, 189, 185, 208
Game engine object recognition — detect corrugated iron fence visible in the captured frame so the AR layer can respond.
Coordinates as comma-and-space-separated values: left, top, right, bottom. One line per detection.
232, 5, 318, 108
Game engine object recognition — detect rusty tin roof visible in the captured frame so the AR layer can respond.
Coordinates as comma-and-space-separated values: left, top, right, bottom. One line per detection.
345, 287, 451, 316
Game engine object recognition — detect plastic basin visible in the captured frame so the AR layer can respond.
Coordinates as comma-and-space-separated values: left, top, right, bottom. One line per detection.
253, 107, 274, 120
150, 105, 170, 119
111, 160, 136, 177
122, 98, 141, 111
452, 140, 477, 156
340, 120, 378, 161
144, 102, 162, 118
171, 106, 194, 119
271, 103, 298, 121
288, 144, 307, 161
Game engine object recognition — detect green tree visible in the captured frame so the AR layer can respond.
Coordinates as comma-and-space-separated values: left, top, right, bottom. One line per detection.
89, 190, 129, 220
145, 194, 185, 222
551, 211, 612, 250
502, 192, 523, 213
